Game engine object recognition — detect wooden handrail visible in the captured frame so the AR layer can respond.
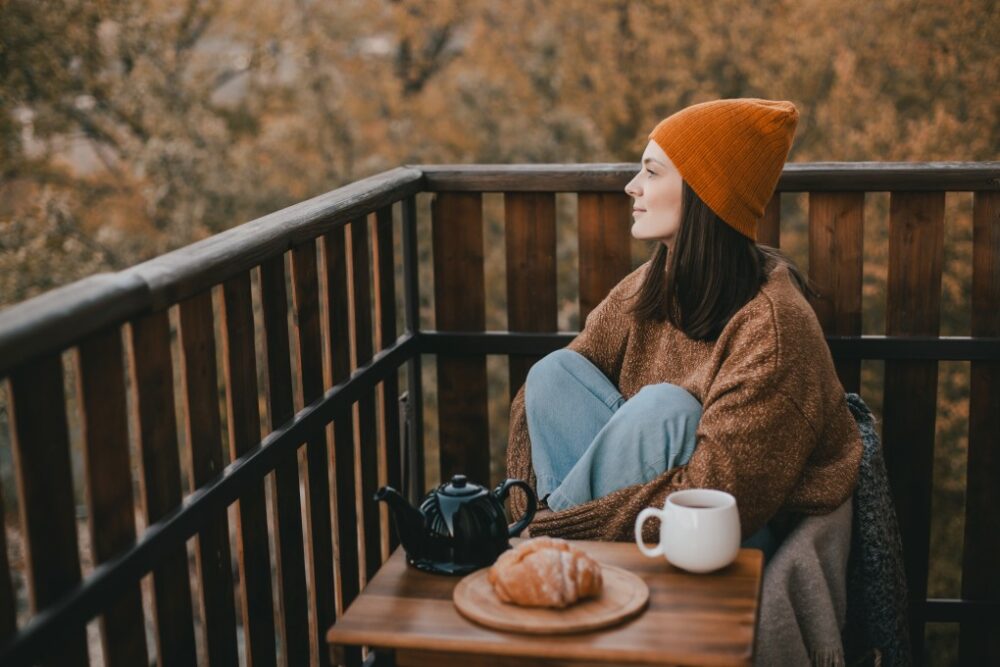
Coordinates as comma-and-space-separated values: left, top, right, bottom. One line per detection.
0, 272, 149, 379
125, 166, 423, 310
5, 163, 996, 378
418, 161, 1000, 192
0, 166, 423, 378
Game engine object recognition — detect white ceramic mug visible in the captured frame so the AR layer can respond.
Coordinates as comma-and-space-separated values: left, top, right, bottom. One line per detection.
634, 489, 741, 573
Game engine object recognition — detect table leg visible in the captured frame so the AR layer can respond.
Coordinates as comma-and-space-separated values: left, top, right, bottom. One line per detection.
364, 648, 397, 667
331, 645, 390, 667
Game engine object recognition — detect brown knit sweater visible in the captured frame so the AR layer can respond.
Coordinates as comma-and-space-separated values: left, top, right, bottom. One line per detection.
506, 261, 862, 542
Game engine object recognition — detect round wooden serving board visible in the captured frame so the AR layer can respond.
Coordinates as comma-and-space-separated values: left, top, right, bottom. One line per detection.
453, 565, 649, 634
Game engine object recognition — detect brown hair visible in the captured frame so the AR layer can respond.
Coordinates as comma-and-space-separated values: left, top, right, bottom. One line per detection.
630, 181, 815, 340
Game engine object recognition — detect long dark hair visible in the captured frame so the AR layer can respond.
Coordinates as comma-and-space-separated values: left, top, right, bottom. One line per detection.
630, 181, 815, 341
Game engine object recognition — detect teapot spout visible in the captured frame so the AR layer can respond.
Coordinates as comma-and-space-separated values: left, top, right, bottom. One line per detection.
374, 486, 426, 557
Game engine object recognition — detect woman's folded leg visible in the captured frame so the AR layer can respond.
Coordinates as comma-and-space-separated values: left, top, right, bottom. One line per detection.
545, 382, 701, 511
525, 349, 624, 500
542, 381, 777, 559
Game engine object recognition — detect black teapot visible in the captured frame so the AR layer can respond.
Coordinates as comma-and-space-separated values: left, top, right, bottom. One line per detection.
374, 474, 537, 575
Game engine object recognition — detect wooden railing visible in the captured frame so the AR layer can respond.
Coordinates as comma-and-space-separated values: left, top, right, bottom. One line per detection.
0, 163, 997, 666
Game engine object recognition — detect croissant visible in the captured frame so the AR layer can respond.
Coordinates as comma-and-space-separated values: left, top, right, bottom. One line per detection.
488, 537, 603, 608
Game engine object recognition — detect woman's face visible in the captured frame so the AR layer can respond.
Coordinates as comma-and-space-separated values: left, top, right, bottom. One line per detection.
625, 140, 684, 246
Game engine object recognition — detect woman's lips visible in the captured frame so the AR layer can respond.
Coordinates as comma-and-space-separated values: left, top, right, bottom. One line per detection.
633, 208, 646, 214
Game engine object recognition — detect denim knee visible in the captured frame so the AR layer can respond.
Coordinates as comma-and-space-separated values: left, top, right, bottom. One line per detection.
526, 349, 623, 411
526, 348, 578, 394
623, 383, 702, 420
610, 383, 702, 469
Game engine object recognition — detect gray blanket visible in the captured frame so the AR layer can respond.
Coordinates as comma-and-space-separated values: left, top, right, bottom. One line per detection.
755, 393, 911, 666
756, 497, 854, 666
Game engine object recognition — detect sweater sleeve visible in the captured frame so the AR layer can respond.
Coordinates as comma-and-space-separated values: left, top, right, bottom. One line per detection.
506, 271, 636, 519
528, 301, 821, 542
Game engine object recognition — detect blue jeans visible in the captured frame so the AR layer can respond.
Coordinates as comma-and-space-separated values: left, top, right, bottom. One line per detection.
525, 349, 777, 559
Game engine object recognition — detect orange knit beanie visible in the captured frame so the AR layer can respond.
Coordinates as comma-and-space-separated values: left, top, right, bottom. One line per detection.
648, 98, 799, 240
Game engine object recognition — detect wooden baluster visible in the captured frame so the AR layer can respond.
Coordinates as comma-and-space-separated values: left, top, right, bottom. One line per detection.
401, 195, 425, 506
960, 190, 1000, 662
220, 274, 277, 667
882, 191, 945, 659
7, 354, 88, 666
323, 226, 362, 667
289, 244, 337, 667
504, 192, 558, 399
432, 193, 490, 484
578, 193, 632, 323
758, 194, 782, 249
177, 290, 240, 667
372, 205, 403, 553
128, 311, 197, 666
808, 192, 865, 392
348, 217, 383, 581
0, 475, 14, 645
76, 328, 149, 666
259, 257, 312, 667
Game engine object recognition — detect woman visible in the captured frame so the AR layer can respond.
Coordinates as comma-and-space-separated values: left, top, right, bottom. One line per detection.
506, 98, 862, 557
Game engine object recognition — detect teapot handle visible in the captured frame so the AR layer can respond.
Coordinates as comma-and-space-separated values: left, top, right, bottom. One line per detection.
496, 478, 537, 537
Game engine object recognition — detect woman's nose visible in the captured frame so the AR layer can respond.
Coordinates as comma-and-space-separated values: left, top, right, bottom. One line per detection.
625, 174, 641, 197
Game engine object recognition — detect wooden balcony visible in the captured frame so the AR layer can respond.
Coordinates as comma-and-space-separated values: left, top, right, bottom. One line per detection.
0, 162, 997, 666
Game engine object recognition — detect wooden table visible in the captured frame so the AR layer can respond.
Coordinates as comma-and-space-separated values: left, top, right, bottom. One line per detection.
327, 539, 763, 667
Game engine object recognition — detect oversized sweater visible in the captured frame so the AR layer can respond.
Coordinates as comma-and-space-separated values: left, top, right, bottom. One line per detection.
506, 261, 862, 542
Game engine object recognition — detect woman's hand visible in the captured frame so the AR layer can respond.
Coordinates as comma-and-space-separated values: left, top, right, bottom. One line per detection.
520, 508, 554, 539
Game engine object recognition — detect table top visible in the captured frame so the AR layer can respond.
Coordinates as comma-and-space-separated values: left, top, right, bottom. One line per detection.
327, 539, 763, 667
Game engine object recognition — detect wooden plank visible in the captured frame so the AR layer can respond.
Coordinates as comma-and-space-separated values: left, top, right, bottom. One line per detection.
431, 193, 490, 484
128, 311, 198, 666
6, 354, 88, 666
578, 193, 632, 323
177, 290, 240, 667
419, 162, 1000, 194
961, 190, 1000, 663
372, 206, 403, 553
808, 192, 865, 392
259, 256, 311, 667
76, 328, 148, 667
881, 191, 945, 658
348, 218, 383, 581
323, 226, 363, 667
289, 243, 337, 667
758, 194, 781, 248
504, 192, 558, 399
219, 274, 277, 667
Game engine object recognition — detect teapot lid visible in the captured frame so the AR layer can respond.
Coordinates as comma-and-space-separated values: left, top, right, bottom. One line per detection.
439, 474, 481, 497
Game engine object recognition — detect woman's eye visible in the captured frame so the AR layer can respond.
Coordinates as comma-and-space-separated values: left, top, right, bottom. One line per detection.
645, 168, 655, 177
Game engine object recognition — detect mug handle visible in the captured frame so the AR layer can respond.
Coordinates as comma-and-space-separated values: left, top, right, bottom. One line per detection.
635, 507, 666, 557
